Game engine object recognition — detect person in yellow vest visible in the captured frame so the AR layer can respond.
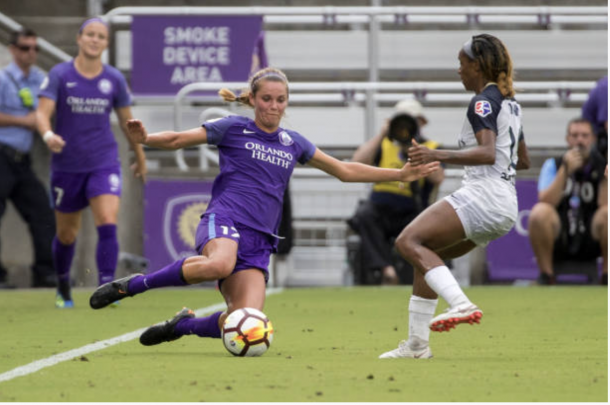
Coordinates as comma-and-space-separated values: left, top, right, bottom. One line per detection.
348, 100, 444, 285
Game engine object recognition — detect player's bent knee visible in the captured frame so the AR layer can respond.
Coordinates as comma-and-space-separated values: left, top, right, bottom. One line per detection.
210, 260, 234, 279
528, 202, 557, 227
187, 259, 233, 282
592, 205, 608, 241
395, 231, 417, 259
56, 230, 77, 245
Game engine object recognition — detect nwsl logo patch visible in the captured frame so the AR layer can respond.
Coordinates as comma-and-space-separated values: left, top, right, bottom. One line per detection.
474, 100, 492, 117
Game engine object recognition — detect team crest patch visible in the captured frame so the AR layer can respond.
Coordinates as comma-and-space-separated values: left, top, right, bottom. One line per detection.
279, 131, 294, 146
474, 100, 492, 117
108, 173, 121, 192
163, 194, 210, 259
98, 78, 113, 94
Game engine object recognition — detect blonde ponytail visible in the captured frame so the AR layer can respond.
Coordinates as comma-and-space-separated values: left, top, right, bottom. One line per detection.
218, 88, 252, 107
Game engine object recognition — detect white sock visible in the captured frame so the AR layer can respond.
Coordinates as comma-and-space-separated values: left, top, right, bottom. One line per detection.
424, 265, 471, 308
408, 295, 438, 349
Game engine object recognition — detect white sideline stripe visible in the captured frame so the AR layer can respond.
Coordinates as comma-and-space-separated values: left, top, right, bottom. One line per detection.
0, 287, 284, 384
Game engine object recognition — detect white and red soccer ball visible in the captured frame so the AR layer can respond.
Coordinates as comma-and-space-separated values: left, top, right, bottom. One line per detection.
222, 308, 274, 357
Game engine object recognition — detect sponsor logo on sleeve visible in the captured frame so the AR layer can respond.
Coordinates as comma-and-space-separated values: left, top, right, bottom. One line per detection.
474, 100, 492, 117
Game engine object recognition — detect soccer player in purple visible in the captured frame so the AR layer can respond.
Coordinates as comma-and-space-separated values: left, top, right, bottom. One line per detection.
89, 67, 439, 347
36, 18, 147, 308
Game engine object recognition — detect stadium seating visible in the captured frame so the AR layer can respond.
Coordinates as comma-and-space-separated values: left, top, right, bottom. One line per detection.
0, 2, 606, 287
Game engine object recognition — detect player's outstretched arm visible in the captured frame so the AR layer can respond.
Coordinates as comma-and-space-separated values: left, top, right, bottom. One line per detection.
126, 119, 209, 150
307, 148, 439, 183
408, 129, 496, 166
117, 108, 147, 182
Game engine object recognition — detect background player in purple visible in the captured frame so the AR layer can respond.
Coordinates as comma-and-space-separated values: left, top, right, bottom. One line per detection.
36, 18, 147, 308
89, 67, 439, 348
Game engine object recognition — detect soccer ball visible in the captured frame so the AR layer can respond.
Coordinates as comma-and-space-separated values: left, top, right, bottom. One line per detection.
222, 308, 274, 357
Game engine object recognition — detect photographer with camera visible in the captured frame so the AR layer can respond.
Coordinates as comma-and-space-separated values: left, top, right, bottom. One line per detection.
348, 100, 444, 285
528, 118, 607, 285
0, 28, 56, 288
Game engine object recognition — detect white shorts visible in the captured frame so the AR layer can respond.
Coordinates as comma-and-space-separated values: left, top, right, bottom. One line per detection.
444, 180, 518, 247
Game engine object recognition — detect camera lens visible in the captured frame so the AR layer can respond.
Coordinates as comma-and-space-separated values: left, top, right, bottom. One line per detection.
389, 114, 418, 145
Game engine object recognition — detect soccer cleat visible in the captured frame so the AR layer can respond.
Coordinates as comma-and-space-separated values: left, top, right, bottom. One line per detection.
379, 340, 433, 359
89, 273, 142, 309
55, 293, 74, 309
429, 303, 482, 332
140, 307, 195, 346
537, 272, 556, 285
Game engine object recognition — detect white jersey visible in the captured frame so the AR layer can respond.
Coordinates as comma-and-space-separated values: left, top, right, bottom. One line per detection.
457, 84, 523, 189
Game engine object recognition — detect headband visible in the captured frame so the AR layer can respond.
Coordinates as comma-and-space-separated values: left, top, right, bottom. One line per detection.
79, 18, 108, 34
462, 38, 475, 60
251, 71, 288, 90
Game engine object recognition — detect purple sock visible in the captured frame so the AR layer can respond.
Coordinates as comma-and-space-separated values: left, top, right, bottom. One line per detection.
128, 258, 187, 295
96, 224, 119, 285
53, 237, 75, 299
53, 237, 75, 283
175, 311, 222, 338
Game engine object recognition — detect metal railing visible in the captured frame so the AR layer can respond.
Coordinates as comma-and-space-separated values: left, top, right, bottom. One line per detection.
172, 80, 595, 171
0, 11, 72, 63
104, 6, 608, 25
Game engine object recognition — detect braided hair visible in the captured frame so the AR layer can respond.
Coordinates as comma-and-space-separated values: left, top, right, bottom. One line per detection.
468, 34, 515, 98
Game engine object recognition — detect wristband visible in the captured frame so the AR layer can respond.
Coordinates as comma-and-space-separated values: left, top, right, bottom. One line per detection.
42, 130, 54, 143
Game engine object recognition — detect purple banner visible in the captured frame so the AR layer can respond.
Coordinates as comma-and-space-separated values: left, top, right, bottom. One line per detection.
144, 179, 213, 271
131, 15, 263, 95
486, 180, 539, 281
487, 179, 600, 282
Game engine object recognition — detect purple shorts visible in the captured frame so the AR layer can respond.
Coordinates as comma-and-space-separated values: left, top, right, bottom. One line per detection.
195, 213, 274, 286
50, 166, 122, 213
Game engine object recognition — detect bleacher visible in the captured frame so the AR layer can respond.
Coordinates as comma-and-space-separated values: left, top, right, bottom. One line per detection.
0, 1, 606, 287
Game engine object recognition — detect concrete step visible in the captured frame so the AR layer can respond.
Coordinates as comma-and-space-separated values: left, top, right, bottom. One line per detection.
106, 0, 607, 7
13, 17, 81, 50
2, 0, 86, 17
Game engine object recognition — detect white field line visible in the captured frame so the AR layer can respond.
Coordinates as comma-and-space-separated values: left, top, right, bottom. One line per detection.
0, 287, 284, 384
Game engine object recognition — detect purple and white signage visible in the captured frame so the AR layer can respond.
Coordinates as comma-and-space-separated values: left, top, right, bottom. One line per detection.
144, 179, 213, 271
131, 15, 263, 95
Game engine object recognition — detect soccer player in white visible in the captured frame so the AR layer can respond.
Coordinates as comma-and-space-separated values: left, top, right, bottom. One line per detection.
379, 34, 530, 359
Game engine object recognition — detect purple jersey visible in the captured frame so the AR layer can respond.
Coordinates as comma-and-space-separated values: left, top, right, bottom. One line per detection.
38, 61, 132, 172
203, 115, 316, 236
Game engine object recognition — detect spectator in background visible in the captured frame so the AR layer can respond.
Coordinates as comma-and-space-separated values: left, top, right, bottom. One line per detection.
0, 28, 56, 288
581, 76, 608, 161
250, 31, 268, 75
348, 100, 444, 285
528, 118, 607, 285
36, 18, 147, 308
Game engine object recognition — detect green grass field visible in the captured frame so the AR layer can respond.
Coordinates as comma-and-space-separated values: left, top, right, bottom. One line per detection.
0, 286, 606, 402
